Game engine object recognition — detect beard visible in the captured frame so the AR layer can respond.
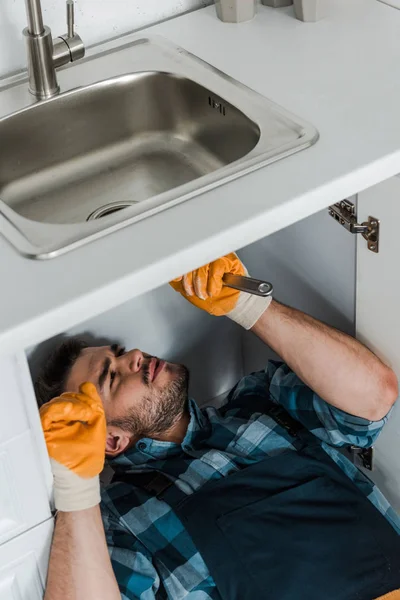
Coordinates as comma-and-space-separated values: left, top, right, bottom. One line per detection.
108, 362, 189, 439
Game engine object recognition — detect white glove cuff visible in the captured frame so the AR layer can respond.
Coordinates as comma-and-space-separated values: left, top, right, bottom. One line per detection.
228, 292, 273, 330
51, 459, 101, 512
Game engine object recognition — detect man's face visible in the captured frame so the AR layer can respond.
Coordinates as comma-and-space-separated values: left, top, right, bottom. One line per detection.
66, 345, 189, 454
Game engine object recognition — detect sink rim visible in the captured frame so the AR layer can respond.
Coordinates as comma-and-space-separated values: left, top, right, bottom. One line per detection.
0, 35, 319, 259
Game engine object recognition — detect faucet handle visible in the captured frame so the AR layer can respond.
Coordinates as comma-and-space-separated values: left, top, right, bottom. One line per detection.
65, 0, 85, 63
67, 0, 75, 38
53, 0, 84, 67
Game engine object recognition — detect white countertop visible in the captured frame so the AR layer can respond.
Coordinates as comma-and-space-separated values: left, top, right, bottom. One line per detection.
1, 0, 400, 356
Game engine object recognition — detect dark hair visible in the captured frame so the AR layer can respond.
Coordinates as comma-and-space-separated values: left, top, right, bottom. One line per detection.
34, 337, 88, 408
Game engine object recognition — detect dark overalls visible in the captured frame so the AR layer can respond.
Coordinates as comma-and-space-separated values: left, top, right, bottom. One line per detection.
114, 404, 400, 600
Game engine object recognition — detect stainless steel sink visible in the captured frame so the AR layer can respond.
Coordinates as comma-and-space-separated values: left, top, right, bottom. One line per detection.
0, 36, 318, 258
1, 72, 259, 225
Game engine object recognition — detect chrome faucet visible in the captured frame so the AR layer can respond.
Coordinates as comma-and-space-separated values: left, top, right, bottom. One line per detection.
23, 0, 85, 99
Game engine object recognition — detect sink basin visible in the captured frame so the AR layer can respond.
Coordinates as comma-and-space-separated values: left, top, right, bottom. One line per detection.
1, 72, 259, 225
0, 36, 318, 258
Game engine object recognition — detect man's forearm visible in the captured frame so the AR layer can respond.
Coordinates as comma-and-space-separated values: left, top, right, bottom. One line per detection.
252, 300, 398, 421
45, 506, 120, 600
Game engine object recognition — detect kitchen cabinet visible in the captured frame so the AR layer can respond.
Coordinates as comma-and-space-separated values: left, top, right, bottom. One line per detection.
30, 177, 400, 511
0, 519, 53, 599
356, 177, 400, 510
0, 355, 53, 598
240, 177, 400, 509
0, 354, 52, 545
1, 176, 399, 597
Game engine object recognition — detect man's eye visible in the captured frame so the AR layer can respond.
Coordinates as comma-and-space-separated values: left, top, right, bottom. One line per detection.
110, 371, 116, 387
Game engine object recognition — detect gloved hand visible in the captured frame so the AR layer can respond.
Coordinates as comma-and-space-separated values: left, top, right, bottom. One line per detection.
40, 382, 106, 512
170, 253, 272, 330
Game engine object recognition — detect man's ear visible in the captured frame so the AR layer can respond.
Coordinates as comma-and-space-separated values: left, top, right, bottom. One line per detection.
105, 427, 133, 458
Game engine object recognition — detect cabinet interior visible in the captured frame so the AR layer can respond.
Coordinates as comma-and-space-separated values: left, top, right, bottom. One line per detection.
28, 201, 400, 508
28, 206, 356, 407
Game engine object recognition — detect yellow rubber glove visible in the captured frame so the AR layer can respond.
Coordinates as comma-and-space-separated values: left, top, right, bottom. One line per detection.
170, 253, 272, 329
375, 591, 400, 600
40, 382, 106, 512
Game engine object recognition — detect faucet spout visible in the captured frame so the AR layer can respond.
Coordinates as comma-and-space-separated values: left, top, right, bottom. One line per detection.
25, 0, 44, 35
23, 0, 85, 100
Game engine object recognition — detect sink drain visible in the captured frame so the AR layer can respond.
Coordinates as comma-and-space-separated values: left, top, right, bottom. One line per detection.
86, 201, 136, 221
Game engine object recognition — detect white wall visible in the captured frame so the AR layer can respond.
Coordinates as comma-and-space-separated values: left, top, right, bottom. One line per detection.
0, 0, 211, 78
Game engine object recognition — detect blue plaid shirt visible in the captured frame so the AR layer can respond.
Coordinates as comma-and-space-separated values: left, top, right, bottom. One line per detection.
101, 361, 400, 599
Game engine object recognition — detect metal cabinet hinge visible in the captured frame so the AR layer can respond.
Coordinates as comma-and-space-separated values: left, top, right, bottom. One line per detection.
328, 200, 380, 253
347, 446, 374, 471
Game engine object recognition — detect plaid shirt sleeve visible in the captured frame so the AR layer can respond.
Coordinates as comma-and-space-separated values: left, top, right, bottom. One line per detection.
102, 503, 162, 600
264, 361, 389, 448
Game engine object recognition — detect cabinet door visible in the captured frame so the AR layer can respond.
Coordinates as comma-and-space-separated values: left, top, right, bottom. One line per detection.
0, 518, 53, 599
356, 176, 400, 511
0, 431, 52, 546
0, 354, 52, 546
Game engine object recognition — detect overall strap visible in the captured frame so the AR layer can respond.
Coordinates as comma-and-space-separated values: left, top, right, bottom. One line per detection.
111, 470, 175, 497
267, 402, 320, 449
112, 404, 321, 499
267, 403, 305, 437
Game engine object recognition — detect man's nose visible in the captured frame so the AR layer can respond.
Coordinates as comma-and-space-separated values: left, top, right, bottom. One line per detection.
121, 349, 144, 374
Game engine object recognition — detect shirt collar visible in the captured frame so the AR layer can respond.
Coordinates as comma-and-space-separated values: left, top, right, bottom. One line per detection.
109, 398, 209, 471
